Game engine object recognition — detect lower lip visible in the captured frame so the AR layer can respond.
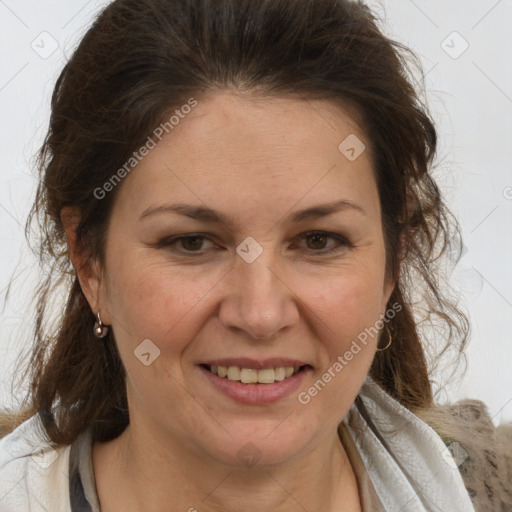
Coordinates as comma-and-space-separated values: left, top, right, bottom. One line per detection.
198, 366, 310, 404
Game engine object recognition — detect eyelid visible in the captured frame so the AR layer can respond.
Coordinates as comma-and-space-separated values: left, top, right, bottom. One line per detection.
156, 230, 352, 256
154, 232, 213, 250
295, 231, 352, 254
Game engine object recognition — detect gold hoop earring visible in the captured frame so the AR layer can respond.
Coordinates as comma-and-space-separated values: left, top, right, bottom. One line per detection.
93, 312, 109, 338
376, 325, 392, 352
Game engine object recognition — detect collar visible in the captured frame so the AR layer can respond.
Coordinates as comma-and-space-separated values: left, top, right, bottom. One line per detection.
343, 375, 475, 511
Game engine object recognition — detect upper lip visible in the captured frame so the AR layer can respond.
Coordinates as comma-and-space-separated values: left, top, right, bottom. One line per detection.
200, 358, 311, 370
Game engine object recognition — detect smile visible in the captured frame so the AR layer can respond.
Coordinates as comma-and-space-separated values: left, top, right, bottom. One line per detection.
198, 363, 311, 404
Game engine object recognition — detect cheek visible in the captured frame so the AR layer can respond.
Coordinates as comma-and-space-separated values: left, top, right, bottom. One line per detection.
104, 257, 219, 352
104, 262, 204, 398
304, 276, 384, 407
309, 272, 386, 386
315, 268, 386, 331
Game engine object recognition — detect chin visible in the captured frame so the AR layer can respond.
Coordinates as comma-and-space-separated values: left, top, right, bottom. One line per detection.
204, 427, 312, 469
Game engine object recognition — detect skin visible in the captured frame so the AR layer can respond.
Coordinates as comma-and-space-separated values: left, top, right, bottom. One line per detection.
63, 90, 395, 511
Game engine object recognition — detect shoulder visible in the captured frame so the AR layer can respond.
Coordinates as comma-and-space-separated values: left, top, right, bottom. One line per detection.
0, 415, 72, 512
417, 399, 512, 511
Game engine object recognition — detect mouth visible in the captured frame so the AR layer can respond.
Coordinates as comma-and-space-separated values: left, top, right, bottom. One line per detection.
197, 357, 312, 404
200, 364, 310, 385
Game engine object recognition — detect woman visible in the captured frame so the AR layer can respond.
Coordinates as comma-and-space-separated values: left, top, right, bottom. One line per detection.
0, 0, 511, 510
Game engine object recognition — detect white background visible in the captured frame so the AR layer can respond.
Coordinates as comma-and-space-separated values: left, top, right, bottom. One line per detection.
1, 1, 511, 424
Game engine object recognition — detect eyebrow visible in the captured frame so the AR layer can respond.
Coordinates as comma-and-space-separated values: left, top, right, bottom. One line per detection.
139, 199, 366, 226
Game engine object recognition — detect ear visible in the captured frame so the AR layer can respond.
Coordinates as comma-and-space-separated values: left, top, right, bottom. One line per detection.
60, 206, 111, 324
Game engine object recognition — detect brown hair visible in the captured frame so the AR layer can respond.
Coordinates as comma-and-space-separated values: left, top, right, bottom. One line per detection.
4, 0, 469, 445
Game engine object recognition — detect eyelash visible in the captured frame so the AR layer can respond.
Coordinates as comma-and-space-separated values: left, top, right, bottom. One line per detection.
157, 231, 352, 257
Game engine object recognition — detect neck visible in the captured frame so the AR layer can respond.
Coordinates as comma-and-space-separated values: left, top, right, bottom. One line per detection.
93, 421, 360, 512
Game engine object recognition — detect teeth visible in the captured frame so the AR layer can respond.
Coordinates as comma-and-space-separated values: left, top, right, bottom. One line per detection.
257, 368, 275, 384
240, 368, 258, 384
274, 367, 286, 381
227, 366, 240, 380
208, 365, 302, 384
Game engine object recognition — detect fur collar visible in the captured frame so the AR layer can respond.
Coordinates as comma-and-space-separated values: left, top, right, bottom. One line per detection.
417, 399, 512, 511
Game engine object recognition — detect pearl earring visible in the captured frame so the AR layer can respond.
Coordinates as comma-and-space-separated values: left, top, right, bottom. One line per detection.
93, 312, 109, 338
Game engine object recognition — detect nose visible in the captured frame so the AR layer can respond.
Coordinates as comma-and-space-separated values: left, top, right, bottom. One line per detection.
218, 250, 300, 341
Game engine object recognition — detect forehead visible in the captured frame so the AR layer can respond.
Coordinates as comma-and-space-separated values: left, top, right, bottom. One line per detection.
169, 90, 369, 161
111, 91, 379, 223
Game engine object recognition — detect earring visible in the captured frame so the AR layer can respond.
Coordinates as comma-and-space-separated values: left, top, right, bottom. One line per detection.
93, 312, 109, 338
376, 325, 392, 352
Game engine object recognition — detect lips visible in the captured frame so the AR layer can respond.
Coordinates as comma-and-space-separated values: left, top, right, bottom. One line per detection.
196, 357, 312, 403
198, 363, 311, 404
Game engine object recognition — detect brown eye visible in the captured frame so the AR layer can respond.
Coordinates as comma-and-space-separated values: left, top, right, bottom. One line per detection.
157, 234, 214, 254
305, 233, 329, 250
179, 236, 206, 251
297, 231, 351, 254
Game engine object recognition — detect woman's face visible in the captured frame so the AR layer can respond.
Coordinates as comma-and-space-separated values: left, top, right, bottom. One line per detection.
90, 90, 395, 466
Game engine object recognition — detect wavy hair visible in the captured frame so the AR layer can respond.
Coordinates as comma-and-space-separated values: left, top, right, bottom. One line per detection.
3, 0, 469, 445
